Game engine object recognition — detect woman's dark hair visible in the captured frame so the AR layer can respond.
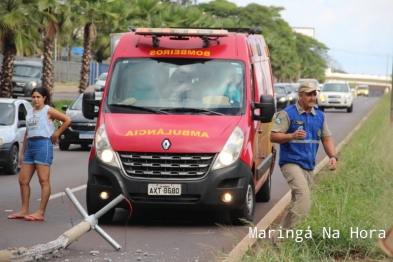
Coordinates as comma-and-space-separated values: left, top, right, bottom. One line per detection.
31, 87, 50, 105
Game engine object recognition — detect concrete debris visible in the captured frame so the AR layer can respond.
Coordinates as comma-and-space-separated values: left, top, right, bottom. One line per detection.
136, 257, 142, 261
135, 249, 142, 253
143, 252, 149, 256
89, 250, 100, 256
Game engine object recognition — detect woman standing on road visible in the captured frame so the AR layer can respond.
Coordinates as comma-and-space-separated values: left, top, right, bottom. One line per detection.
7, 87, 71, 221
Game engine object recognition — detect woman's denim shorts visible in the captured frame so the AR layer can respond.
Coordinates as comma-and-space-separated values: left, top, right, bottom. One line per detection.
23, 137, 53, 166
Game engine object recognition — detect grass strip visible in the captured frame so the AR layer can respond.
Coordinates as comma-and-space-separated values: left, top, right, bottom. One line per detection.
245, 94, 393, 262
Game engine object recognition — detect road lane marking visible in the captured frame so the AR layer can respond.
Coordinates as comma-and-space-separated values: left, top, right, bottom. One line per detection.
38, 184, 86, 201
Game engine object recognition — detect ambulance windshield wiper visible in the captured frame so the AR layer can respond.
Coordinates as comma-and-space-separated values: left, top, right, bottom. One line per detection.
109, 104, 171, 114
159, 107, 225, 116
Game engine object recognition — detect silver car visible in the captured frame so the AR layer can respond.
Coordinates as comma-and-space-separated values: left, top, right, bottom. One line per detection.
94, 72, 108, 91
0, 98, 33, 174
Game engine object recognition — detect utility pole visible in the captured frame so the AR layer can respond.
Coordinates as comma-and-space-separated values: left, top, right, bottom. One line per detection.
390, 53, 393, 123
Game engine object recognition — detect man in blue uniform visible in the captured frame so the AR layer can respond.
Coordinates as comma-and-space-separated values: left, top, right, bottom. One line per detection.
270, 81, 338, 245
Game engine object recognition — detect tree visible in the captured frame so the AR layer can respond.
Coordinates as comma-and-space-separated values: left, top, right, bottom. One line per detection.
72, 0, 117, 94
0, 0, 41, 98
294, 32, 329, 82
198, 0, 239, 19
237, 4, 299, 82
92, 0, 128, 62
35, 0, 72, 103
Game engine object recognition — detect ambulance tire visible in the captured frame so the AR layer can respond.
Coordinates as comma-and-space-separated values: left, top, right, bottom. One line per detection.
229, 178, 255, 225
86, 184, 115, 223
319, 107, 325, 112
256, 173, 271, 202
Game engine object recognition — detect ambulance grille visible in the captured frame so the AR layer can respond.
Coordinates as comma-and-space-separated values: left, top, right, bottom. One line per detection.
118, 152, 216, 179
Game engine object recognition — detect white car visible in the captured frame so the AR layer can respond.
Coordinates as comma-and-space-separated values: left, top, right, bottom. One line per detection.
0, 98, 33, 174
94, 72, 108, 91
318, 82, 354, 113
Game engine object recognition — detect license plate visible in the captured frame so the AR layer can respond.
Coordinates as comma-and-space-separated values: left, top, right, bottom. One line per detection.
148, 184, 181, 195
329, 99, 340, 103
79, 132, 94, 139
13, 87, 23, 92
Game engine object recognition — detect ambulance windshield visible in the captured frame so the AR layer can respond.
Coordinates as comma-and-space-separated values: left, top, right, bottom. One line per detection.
106, 58, 245, 116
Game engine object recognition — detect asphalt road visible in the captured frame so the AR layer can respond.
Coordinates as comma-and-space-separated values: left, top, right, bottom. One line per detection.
0, 93, 381, 262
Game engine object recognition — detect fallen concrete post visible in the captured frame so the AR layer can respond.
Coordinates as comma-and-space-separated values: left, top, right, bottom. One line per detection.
0, 188, 124, 262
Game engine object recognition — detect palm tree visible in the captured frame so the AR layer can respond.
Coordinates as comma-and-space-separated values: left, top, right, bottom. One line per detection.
36, 0, 73, 103
0, 0, 40, 98
72, 0, 119, 94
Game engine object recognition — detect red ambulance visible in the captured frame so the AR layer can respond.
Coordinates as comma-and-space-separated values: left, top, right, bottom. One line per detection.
82, 27, 276, 224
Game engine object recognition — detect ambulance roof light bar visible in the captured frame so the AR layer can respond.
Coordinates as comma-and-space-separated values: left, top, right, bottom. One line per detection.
135, 28, 228, 47
135, 28, 228, 38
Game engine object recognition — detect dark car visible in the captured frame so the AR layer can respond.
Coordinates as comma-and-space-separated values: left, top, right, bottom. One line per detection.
276, 83, 297, 105
274, 84, 291, 110
12, 60, 43, 98
59, 92, 102, 151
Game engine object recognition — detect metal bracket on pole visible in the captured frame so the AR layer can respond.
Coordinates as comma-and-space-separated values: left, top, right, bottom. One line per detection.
64, 188, 123, 250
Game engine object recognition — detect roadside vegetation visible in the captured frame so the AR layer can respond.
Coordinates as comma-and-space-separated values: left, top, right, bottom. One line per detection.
242, 93, 393, 261
53, 99, 73, 113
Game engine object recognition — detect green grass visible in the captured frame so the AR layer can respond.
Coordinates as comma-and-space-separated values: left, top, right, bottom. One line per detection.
52, 99, 73, 129
244, 94, 393, 262
52, 99, 73, 113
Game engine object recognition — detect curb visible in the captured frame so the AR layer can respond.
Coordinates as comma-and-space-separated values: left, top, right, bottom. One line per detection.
223, 98, 382, 262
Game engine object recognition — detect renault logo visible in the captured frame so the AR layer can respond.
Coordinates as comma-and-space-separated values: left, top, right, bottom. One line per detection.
161, 139, 171, 150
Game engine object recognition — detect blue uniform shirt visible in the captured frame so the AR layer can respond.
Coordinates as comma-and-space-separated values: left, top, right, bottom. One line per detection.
273, 104, 326, 170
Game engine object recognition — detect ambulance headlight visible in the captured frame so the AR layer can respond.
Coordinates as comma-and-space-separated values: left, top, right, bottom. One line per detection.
95, 123, 120, 168
212, 126, 244, 170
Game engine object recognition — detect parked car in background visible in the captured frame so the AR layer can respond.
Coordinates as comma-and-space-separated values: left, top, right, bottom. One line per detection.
94, 72, 108, 91
275, 83, 297, 105
274, 84, 291, 110
59, 92, 102, 150
12, 60, 43, 98
356, 85, 370, 97
0, 98, 32, 174
317, 81, 354, 113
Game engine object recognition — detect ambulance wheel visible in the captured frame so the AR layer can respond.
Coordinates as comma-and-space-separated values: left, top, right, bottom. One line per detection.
319, 107, 325, 112
86, 184, 115, 223
229, 178, 255, 225
256, 173, 271, 202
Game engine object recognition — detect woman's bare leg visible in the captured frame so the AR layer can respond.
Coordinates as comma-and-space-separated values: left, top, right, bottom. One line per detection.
9, 164, 36, 218
28, 164, 51, 219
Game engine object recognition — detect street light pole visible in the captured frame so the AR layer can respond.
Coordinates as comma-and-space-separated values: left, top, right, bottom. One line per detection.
390, 53, 393, 123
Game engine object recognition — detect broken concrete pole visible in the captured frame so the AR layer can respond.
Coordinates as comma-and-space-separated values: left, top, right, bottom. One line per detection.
0, 189, 124, 262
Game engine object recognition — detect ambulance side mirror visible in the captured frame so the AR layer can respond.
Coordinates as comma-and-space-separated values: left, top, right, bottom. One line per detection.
252, 94, 276, 123
82, 92, 100, 120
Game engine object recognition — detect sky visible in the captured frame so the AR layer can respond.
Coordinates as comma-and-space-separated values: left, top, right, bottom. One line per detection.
199, 0, 393, 76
